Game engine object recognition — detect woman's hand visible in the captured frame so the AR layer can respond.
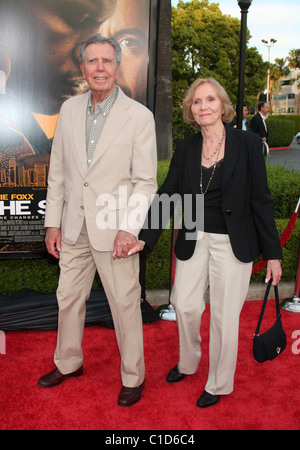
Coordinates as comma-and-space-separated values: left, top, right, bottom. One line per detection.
113, 232, 145, 259
128, 240, 146, 256
113, 231, 137, 259
266, 259, 282, 286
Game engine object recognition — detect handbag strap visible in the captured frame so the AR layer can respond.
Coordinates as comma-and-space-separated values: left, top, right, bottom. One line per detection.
254, 278, 281, 336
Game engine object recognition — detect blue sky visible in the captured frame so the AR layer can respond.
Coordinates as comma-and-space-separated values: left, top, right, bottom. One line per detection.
171, 0, 300, 63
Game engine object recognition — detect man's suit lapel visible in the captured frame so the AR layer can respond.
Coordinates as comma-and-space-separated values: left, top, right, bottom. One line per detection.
88, 88, 131, 169
72, 92, 89, 174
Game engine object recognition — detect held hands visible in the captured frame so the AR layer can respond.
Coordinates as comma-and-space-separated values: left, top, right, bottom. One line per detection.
265, 259, 282, 286
113, 230, 145, 259
45, 228, 145, 260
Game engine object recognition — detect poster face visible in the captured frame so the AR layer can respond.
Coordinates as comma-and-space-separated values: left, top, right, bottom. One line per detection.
0, 0, 151, 256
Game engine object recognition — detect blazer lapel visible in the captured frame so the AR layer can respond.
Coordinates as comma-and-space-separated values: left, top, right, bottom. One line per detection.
72, 92, 89, 174
222, 125, 240, 191
187, 133, 202, 195
88, 87, 130, 169
185, 126, 240, 194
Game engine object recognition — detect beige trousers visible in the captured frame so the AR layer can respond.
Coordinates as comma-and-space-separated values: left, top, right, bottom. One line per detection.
171, 232, 252, 395
54, 222, 144, 388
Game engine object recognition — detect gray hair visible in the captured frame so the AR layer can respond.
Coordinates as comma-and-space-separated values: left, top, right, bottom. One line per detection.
79, 34, 122, 66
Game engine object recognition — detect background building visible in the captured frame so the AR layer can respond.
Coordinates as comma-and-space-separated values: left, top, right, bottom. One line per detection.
273, 68, 300, 114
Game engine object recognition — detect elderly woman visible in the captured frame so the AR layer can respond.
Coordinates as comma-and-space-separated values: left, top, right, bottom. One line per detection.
129, 78, 282, 408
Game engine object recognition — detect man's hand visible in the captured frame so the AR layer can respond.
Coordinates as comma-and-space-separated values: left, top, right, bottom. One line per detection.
113, 230, 138, 259
45, 227, 61, 259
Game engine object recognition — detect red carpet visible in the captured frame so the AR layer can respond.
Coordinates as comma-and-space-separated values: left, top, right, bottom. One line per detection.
1, 299, 300, 430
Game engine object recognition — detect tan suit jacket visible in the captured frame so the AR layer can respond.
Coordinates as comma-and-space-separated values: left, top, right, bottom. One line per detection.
45, 87, 157, 249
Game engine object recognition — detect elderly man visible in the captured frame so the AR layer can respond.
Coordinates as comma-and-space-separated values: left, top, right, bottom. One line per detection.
38, 34, 157, 407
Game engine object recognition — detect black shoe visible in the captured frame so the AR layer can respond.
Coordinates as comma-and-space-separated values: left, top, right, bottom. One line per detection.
166, 365, 186, 383
197, 390, 219, 408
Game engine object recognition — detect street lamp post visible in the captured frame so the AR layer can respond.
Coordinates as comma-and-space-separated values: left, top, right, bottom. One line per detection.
237, 0, 253, 130
261, 38, 277, 105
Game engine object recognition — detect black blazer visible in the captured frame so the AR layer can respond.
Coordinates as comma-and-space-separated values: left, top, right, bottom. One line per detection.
250, 113, 268, 141
140, 125, 282, 263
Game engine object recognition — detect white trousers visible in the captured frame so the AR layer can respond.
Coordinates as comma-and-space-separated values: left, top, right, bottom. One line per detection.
171, 232, 252, 395
54, 222, 144, 388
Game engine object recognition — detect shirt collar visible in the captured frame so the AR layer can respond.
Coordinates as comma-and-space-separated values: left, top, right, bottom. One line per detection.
259, 111, 266, 120
87, 86, 118, 116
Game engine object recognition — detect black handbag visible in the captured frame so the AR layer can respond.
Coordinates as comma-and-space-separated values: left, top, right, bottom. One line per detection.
252, 279, 286, 363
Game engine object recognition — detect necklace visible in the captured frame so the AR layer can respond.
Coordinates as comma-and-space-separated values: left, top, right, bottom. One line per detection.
202, 128, 226, 160
200, 129, 226, 195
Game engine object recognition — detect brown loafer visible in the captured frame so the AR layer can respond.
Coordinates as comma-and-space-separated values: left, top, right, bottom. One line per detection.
38, 366, 83, 388
118, 380, 145, 407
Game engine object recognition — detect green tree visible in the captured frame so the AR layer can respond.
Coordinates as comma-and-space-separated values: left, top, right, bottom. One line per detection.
155, 0, 173, 160
172, 0, 267, 143
270, 58, 290, 113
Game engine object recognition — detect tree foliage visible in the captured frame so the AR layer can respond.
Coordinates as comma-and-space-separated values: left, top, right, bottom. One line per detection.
270, 58, 290, 113
172, 0, 268, 143
286, 49, 300, 113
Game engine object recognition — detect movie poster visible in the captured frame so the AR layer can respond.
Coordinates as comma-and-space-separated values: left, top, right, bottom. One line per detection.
0, 0, 153, 256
